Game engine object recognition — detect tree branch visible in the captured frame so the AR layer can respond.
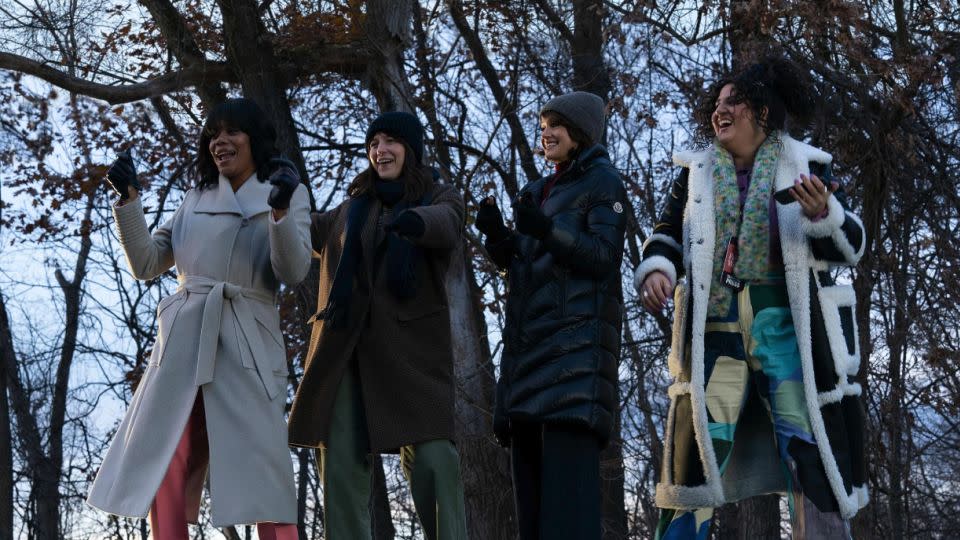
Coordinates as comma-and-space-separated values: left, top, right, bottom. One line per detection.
531, 0, 575, 44
0, 52, 236, 104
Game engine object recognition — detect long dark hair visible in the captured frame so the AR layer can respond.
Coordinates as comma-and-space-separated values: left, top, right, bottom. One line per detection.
693, 56, 816, 143
195, 98, 277, 189
347, 140, 433, 201
535, 110, 592, 162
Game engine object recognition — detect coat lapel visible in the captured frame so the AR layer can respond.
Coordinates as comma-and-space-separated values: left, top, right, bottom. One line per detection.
193, 174, 272, 218
233, 174, 273, 218
194, 175, 243, 215
672, 147, 725, 502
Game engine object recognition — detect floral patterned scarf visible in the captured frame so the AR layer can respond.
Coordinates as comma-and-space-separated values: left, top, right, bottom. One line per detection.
708, 131, 782, 317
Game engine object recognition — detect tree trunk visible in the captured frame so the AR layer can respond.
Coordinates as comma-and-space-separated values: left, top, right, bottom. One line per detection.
714, 495, 781, 539
0, 306, 11, 540
216, 0, 316, 208
571, 0, 611, 102
448, 246, 519, 539
567, 3, 627, 536
363, 0, 416, 113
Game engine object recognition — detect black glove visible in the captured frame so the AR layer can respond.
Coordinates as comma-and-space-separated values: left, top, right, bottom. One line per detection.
267, 157, 300, 210
515, 193, 552, 239
106, 151, 141, 200
385, 210, 425, 238
475, 197, 509, 242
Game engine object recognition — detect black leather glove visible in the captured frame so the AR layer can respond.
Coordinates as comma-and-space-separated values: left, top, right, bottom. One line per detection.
106, 151, 141, 200
475, 197, 509, 243
515, 193, 552, 239
385, 210, 425, 238
267, 157, 300, 210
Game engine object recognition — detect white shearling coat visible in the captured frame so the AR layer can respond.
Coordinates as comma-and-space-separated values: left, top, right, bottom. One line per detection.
634, 136, 869, 519
87, 175, 311, 527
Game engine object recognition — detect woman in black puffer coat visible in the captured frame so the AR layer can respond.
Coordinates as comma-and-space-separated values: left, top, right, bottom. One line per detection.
475, 91, 627, 540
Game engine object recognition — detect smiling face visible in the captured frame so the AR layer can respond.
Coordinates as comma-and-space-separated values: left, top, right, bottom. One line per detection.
540, 113, 579, 163
368, 132, 406, 181
207, 125, 256, 184
711, 83, 766, 159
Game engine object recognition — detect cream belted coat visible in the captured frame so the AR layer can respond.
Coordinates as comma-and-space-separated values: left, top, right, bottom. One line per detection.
86, 174, 311, 527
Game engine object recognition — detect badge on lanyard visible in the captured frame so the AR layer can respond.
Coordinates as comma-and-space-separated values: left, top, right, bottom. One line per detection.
720, 236, 744, 291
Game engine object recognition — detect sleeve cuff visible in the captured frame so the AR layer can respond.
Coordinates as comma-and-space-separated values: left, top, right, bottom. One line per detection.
634, 255, 677, 293
801, 194, 845, 238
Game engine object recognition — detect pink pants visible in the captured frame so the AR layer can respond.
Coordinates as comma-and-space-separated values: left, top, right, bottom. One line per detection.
149, 393, 298, 540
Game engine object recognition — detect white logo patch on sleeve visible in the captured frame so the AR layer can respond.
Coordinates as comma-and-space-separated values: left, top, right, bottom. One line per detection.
613, 202, 624, 214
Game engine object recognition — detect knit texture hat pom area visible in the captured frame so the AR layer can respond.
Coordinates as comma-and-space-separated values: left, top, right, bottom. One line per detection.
539, 91, 606, 146
365, 111, 425, 164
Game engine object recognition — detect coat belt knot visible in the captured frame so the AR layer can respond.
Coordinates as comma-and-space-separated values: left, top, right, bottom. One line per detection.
176, 275, 281, 400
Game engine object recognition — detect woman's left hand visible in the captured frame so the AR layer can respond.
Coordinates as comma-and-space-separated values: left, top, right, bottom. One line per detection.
790, 173, 839, 218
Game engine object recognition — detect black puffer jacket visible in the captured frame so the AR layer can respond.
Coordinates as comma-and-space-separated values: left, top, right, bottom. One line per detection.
486, 145, 627, 447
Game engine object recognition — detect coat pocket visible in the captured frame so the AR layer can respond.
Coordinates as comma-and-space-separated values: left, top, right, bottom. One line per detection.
397, 304, 445, 322
255, 318, 288, 375
150, 291, 187, 366
816, 284, 860, 377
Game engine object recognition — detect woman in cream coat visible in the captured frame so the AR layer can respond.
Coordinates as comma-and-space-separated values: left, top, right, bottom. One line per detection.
87, 98, 311, 537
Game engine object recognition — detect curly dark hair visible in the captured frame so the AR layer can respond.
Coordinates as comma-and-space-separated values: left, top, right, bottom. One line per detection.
347, 140, 434, 202
693, 56, 816, 143
196, 98, 278, 189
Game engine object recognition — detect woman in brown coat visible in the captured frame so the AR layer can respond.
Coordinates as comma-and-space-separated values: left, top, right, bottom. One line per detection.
287, 111, 467, 540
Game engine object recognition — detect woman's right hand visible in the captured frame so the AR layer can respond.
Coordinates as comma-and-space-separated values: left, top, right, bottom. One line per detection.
475, 196, 509, 241
641, 271, 674, 313
106, 151, 141, 202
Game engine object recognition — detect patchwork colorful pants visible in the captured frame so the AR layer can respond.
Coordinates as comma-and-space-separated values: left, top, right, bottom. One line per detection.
656, 283, 850, 540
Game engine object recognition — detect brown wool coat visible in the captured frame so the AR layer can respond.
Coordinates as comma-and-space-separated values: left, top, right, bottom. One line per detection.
288, 183, 465, 453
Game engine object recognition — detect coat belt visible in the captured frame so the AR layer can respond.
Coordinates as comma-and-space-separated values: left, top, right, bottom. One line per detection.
176, 275, 282, 400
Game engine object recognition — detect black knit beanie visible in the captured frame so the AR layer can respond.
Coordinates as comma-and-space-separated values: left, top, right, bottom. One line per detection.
539, 91, 606, 146
365, 111, 425, 164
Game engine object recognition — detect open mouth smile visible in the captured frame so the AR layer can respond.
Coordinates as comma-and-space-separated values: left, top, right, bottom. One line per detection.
214, 150, 236, 165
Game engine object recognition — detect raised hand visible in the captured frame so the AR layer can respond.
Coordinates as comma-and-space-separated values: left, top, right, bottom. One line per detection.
106, 151, 141, 200
475, 196, 509, 242
267, 157, 300, 210
789, 173, 840, 218
514, 193, 552, 239
385, 210, 426, 239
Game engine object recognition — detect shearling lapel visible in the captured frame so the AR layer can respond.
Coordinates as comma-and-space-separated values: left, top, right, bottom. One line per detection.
233, 174, 272, 218
194, 175, 243, 215
673, 146, 725, 500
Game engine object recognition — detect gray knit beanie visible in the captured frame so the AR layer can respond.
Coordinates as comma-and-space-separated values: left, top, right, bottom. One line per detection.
539, 91, 606, 146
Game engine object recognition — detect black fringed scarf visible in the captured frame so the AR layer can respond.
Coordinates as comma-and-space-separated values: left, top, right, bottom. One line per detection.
318, 179, 427, 328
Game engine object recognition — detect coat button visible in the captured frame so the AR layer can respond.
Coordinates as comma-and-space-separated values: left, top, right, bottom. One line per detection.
240, 217, 250, 227
697, 163, 703, 169
694, 196, 702, 203
700, 284, 705, 290
697, 238, 704, 244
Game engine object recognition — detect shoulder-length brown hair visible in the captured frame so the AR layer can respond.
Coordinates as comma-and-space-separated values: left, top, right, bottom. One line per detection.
347, 140, 434, 201
195, 98, 277, 189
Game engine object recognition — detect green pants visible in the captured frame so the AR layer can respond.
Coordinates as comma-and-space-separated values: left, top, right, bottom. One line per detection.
318, 362, 467, 540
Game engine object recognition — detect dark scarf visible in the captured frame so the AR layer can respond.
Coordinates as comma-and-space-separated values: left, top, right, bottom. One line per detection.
318, 179, 425, 328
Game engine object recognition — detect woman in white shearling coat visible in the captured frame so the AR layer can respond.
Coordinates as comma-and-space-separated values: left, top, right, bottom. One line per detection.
87, 98, 310, 537
635, 59, 868, 539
